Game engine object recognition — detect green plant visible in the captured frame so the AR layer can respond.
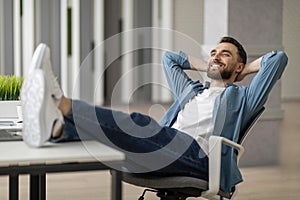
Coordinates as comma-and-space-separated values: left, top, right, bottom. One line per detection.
0, 75, 24, 101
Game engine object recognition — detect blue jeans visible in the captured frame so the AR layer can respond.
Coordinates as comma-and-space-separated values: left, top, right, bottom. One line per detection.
51, 100, 208, 180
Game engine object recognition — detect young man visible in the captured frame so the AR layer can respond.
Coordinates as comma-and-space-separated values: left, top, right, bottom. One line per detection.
20, 37, 288, 193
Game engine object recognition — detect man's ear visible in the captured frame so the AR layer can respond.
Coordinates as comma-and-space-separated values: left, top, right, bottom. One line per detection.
236, 63, 245, 73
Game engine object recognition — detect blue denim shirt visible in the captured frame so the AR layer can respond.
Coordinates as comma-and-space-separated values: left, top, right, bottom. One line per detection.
159, 50, 288, 193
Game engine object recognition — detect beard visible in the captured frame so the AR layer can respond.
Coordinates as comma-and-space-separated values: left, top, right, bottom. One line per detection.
207, 63, 235, 80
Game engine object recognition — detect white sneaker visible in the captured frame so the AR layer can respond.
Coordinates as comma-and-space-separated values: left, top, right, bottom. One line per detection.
21, 44, 64, 147
29, 43, 63, 100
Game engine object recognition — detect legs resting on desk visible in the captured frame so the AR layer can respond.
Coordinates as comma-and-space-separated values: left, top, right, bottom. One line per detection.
21, 43, 208, 179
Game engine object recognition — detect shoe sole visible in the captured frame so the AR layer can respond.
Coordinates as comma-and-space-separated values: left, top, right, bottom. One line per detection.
21, 70, 48, 147
21, 43, 62, 147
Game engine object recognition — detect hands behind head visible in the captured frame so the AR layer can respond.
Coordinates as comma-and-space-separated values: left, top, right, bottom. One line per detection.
235, 56, 262, 82
235, 71, 247, 82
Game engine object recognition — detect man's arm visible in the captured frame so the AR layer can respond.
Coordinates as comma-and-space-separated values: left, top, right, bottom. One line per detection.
244, 51, 288, 113
162, 51, 194, 100
235, 56, 262, 82
187, 55, 208, 72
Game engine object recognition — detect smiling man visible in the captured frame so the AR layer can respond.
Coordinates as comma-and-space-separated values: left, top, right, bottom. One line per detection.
20, 36, 288, 194
208, 44, 244, 82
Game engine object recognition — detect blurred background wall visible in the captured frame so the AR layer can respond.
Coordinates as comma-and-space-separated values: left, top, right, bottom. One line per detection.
1, 0, 298, 104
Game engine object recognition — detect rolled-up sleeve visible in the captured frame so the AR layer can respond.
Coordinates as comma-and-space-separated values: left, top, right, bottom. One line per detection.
245, 50, 288, 114
163, 51, 191, 70
162, 51, 194, 100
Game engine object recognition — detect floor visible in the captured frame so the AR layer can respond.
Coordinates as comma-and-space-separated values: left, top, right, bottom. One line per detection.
0, 102, 299, 200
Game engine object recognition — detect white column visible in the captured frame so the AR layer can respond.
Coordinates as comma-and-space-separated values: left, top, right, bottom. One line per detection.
13, 0, 22, 76
121, 0, 134, 103
71, 0, 80, 99
60, 0, 68, 96
151, 0, 161, 103
0, 0, 4, 74
93, 0, 105, 105
22, 0, 35, 76
203, 0, 229, 52
161, 0, 173, 30
161, 0, 173, 102
151, 0, 173, 103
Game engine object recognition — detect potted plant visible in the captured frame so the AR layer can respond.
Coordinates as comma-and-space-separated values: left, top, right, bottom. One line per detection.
0, 75, 24, 119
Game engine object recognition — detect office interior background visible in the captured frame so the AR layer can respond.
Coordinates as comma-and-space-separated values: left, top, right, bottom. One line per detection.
0, 0, 299, 199
1, 0, 299, 104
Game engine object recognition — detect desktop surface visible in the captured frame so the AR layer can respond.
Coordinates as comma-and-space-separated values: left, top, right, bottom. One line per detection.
0, 140, 125, 167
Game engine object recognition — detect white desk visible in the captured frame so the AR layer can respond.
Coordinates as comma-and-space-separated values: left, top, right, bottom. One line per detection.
0, 141, 125, 200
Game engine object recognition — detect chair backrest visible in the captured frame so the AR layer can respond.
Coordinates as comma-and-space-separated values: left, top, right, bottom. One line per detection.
237, 107, 265, 144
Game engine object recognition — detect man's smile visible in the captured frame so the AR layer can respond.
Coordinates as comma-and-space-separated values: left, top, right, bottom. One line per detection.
210, 63, 224, 70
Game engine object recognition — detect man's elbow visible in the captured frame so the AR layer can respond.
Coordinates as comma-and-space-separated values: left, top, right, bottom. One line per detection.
277, 51, 288, 66
162, 51, 172, 61
271, 51, 288, 79
162, 51, 174, 67
265, 50, 288, 70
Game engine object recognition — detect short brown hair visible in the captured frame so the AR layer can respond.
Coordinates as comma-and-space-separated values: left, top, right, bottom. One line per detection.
219, 36, 247, 64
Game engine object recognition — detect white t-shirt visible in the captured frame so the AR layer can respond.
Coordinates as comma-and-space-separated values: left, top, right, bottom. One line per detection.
172, 87, 225, 155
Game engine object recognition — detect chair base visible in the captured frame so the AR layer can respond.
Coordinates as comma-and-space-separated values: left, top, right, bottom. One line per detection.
156, 190, 192, 200
138, 188, 202, 200
157, 193, 188, 200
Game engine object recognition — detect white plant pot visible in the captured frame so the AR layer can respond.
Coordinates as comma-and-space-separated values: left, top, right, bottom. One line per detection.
0, 100, 21, 119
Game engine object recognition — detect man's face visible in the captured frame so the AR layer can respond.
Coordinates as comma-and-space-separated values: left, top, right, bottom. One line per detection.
207, 42, 242, 80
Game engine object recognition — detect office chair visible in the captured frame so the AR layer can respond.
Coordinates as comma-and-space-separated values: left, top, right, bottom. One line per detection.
122, 107, 265, 200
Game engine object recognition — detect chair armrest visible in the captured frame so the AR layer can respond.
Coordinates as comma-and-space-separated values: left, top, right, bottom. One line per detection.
201, 136, 244, 199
